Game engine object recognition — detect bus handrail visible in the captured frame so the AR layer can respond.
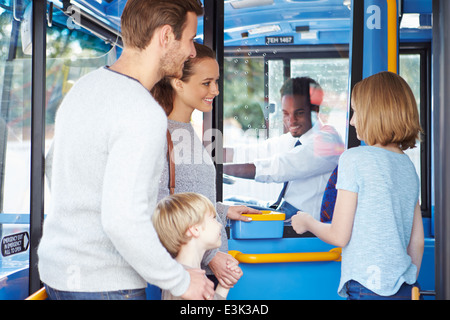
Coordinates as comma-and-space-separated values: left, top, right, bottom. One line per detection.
25, 287, 47, 300
386, 0, 398, 73
412, 286, 420, 300
228, 248, 341, 264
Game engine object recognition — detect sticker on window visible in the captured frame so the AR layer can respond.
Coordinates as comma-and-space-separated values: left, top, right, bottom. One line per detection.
1, 232, 30, 257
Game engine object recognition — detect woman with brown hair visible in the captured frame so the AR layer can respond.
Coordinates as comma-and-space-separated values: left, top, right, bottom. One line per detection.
152, 42, 260, 291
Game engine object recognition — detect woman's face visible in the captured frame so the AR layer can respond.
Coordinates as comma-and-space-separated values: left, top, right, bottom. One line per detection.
177, 58, 220, 113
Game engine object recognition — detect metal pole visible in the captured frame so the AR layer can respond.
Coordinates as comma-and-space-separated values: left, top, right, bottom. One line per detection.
203, 0, 224, 201
29, 0, 46, 295
433, 0, 450, 300
347, 0, 364, 149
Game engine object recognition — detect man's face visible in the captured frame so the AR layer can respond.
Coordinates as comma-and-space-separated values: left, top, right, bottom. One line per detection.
281, 94, 312, 138
161, 12, 198, 78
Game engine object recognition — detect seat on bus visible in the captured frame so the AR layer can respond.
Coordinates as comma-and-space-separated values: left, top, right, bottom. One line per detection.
320, 166, 338, 223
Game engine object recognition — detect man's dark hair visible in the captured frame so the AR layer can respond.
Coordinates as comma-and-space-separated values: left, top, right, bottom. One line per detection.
280, 77, 323, 108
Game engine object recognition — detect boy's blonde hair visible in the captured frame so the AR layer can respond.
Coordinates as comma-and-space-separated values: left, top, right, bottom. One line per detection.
152, 192, 216, 258
351, 71, 423, 150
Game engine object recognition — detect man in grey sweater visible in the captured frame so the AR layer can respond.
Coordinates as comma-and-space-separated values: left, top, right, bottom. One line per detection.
38, 0, 214, 300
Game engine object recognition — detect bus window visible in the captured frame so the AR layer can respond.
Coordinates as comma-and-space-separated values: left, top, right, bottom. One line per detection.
0, 0, 33, 274
223, 56, 266, 141
400, 54, 421, 175
221, 2, 350, 216
267, 59, 285, 138
399, 53, 426, 210
0, 0, 115, 275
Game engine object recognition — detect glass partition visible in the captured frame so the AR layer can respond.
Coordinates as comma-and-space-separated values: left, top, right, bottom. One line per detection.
0, 0, 114, 275
221, 2, 351, 212
400, 53, 422, 202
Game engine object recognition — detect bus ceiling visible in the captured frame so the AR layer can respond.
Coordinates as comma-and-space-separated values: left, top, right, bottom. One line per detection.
42, 0, 431, 49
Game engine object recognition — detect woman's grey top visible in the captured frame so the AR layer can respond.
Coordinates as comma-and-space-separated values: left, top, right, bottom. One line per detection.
157, 119, 229, 273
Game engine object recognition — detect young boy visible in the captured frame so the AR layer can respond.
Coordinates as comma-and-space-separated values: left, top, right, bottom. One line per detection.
152, 192, 241, 300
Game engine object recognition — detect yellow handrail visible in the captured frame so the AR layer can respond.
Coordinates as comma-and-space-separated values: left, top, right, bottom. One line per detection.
229, 248, 341, 264
411, 286, 420, 300
25, 287, 48, 300
386, 0, 398, 73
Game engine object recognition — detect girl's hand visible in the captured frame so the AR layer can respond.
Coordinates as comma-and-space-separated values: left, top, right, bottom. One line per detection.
291, 211, 312, 234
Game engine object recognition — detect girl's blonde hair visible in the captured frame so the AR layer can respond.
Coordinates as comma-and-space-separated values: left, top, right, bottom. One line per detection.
152, 192, 216, 258
351, 71, 423, 150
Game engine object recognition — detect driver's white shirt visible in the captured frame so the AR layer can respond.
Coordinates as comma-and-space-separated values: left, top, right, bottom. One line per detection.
232, 121, 344, 220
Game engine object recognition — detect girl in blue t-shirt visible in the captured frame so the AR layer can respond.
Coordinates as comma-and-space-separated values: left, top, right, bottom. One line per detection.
291, 71, 424, 300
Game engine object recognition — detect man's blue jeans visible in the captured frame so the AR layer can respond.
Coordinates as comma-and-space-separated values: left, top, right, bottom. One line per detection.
277, 200, 300, 221
345, 280, 422, 300
45, 284, 147, 300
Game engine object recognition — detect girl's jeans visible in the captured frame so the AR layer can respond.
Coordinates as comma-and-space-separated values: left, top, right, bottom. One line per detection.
345, 280, 422, 300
